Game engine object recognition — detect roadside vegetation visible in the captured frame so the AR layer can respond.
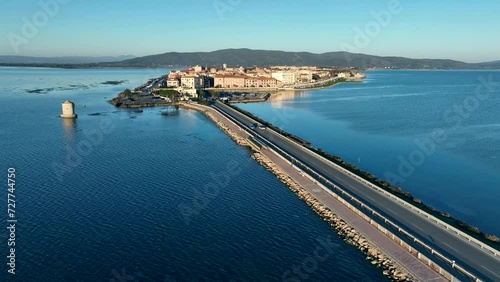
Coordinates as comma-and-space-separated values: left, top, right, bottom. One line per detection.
227, 103, 500, 248
154, 89, 180, 99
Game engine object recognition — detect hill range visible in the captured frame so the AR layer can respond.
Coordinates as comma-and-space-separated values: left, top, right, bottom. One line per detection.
1, 49, 499, 69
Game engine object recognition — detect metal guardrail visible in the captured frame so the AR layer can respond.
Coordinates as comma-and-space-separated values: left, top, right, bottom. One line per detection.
211, 103, 487, 282
289, 145, 500, 259
212, 102, 500, 259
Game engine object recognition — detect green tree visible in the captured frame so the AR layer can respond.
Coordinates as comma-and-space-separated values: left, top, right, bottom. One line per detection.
120, 89, 132, 98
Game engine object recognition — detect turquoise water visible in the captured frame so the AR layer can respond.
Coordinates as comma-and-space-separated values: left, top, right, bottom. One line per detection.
238, 70, 500, 236
0, 68, 387, 281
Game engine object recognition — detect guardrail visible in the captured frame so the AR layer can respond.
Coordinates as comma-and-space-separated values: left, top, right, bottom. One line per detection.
212, 102, 486, 282
215, 102, 500, 258
291, 143, 500, 260
249, 138, 442, 280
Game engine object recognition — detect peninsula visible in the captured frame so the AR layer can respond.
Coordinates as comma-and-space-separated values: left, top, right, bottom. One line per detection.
110, 64, 364, 107
178, 101, 500, 282
109, 66, 500, 281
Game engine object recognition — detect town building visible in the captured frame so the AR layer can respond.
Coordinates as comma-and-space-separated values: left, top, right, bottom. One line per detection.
214, 75, 246, 88
201, 76, 214, 88
272, 72, 296, 85
354, 72, 366, 79
167, 78, 180, 87
181, 75, 201, 89
193, 65, 202, 72
257, 77, 279, 88
337, 72, 351, 78
298, 70, 313, 83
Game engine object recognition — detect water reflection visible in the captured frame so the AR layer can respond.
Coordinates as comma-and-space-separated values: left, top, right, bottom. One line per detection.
269, 90, 310, 108
61, 118, 76, 144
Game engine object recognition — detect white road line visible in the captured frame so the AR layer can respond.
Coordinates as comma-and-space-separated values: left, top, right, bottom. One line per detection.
481, 265, 500, 278
411, 223, 425, 232
364, 195, 376, 202
441, 242, 458, 252
385, 208, 397, 215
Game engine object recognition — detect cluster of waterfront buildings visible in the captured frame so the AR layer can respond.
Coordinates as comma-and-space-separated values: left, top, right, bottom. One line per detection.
164, 64, 364, 96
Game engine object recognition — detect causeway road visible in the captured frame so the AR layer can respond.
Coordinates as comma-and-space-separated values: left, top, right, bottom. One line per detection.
213, 101, 500, 282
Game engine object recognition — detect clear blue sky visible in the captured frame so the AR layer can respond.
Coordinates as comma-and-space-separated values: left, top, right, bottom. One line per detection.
1, 0, 499, 62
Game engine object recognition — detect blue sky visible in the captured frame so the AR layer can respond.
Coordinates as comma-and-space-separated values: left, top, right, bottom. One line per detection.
1, 0, 499, 62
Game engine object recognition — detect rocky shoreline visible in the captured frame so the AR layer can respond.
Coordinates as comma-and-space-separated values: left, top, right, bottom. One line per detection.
226, 103, 500, 247
252, 153, 415, 282
180, 104, 249, 147
185, 103, 416, 281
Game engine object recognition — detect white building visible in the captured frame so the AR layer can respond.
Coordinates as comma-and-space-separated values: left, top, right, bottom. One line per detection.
354, 72, 366, 79
181, 75, 201, 89
298, 70, 313, 83
60, 100, 77, 118
271, 72, 296, 85
337, 72, 351, 78
167, 78, 180, 87
181, 88, 198, 98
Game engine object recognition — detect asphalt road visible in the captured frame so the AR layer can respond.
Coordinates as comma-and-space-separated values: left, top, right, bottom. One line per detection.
214, 101, 500, 282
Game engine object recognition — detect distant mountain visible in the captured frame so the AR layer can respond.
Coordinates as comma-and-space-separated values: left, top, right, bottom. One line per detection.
472, 60, 500, 69
98, 48, 499, 69
1, 49, 499, 69
0, 55, 136, 64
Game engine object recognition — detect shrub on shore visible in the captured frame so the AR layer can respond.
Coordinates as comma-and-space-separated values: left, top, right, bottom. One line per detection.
227, 103, 500, 249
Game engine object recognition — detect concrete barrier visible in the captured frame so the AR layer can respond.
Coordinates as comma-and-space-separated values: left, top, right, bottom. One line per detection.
211, 103, 486, 282
299, 142, 499, 259
236, 103, 499, 258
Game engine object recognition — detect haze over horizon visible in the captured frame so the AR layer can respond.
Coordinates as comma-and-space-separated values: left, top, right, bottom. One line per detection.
1, 0, 500, 63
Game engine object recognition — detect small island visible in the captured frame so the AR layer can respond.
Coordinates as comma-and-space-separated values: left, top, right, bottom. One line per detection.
100, 80, 128, 85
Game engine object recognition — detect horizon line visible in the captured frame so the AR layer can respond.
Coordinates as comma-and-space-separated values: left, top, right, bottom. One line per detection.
1, 48, 498, 64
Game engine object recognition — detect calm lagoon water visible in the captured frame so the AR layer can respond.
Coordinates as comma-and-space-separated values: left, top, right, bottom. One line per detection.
238, 70, 500, 236
0, 68, 387, 281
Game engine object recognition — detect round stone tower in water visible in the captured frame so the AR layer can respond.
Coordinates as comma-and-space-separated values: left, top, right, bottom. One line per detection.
60, 100, 77, 118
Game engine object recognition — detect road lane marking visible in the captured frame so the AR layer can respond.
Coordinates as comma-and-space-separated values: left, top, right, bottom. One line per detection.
364, 195, 376, 202
441, 242, 458, 252
385, 207, 397, 215
217, 103, 500, 272
481, 265, 500, 278
411, 223, 425, 232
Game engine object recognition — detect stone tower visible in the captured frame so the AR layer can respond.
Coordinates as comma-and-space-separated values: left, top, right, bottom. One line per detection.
60, 100, 77, 118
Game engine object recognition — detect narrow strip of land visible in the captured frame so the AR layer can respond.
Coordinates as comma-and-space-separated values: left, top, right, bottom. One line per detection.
260, 144, 447, 281
212, 101, 500, 282
181, 102, 449, 281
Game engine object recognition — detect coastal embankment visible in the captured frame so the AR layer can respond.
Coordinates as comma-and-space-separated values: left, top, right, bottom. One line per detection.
180, 102, 450, 282
180, 102, 250, 146
205, 77, 361, 93
228, 104, 500, 250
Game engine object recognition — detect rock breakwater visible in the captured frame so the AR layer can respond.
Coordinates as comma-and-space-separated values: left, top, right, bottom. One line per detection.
252, 153, 415, 282
183, 102, 419, 281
